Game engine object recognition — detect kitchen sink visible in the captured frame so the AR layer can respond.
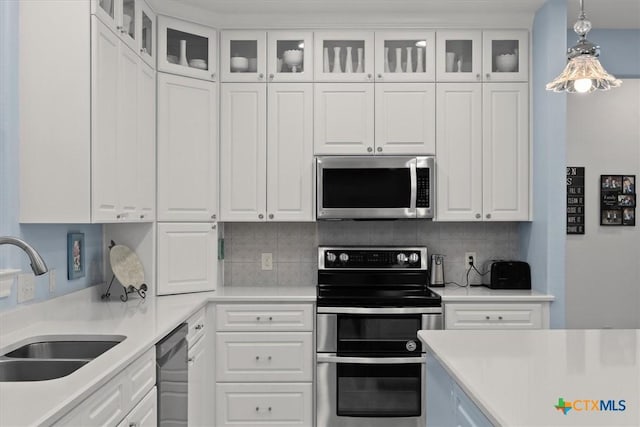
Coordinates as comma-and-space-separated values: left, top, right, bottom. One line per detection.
0, 359, 89, 382
5, 340, 121, 359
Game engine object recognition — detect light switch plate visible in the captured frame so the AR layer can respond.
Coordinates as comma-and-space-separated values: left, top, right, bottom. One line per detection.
261, 253, 273, 270
49, 268, 56, 293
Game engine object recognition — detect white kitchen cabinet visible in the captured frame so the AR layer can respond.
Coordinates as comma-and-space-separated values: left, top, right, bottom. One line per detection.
436, 83, 483, 221
216, 304, 314, 332
157, 73, 218, 222
314, 31, 375, 82
221, 30, 267, 82
216, 383, 313, 427
158, 16, 217, 81
220, 83, 314, 222
483, 30, 528, 82
436, 30, 482, 82
136, 61, 155, 221
188, 331, 208, 427
374, 31, 436, 82
314, 83, 374, 155
118, 387, 157, 427
92, 0, 137, 51
375, 83, 436, 155
156, 222, 218, 295
136, 0, 155, 67
482, 83, 530, 221
267, 31, 314, 82
187, 307, 207, 345
444, 303, 545, 330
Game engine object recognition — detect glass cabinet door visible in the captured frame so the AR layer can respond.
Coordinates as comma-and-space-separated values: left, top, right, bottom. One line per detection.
436, 30, 482, 82
483, 30, 528, 82
374, 31, 435, 82
137, 0, 155, 67
158, 16, 217, 81
267, 31, 313, 82
314, 31, 374, 82
119, 0, 136, 50
95, 0, 116, 29
221, 31, 267, 82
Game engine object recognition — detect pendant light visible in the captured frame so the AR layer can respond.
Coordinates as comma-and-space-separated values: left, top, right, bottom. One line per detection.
546, 0, 622, 93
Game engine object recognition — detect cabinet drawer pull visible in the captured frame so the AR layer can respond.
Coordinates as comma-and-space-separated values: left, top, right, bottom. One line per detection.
268, 214, 274, 219
139, 214, 144, 219
367, 147, 373, 153
258, 73, 264, 80
258, 214, 264, 219
212, 224, 216, 230
269, 73, 274, 80
116, 214, 121, 219
486, 213, 492, 219
486, 73, 491, 79
256, 406, 259, 411
476, 73, 481, 80
188, 357, 194, 363
377, 73, 383, 79
256, 316, 261, 321
269, 316, 273, 321
485, 316, 490, 320
195, 324, 203, 330
367, 73, 372, 80
377, 147, 382, 152
211, 214, 216, 219
256, 356, 260, 360
268, 356, 272, 361
475, 213, 481, 219
268, 407, 272, 412
498, 316, 503, 320
211, 72, 216, 80
129, 423, 138, 427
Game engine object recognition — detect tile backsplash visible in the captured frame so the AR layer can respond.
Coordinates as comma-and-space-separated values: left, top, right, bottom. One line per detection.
223, 221, 520, 287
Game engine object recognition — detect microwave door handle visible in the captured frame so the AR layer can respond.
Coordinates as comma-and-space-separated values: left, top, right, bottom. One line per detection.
410, 159, 417, 212
317, 354, 426, 364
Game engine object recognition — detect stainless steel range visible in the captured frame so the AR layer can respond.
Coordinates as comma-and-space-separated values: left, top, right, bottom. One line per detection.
316, 246, 442, 427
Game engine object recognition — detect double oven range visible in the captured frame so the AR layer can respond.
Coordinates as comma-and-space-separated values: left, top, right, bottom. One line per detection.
316, 246, 443, 427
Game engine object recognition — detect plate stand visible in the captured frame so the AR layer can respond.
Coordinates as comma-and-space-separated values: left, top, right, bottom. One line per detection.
102, 240, 148, 302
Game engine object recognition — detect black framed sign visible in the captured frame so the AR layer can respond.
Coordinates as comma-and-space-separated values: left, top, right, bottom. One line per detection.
600, 174, 636, 226
567, 167, 585, 234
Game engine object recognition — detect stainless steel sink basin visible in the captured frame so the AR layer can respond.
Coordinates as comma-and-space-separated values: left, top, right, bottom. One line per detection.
5, 340, 121, 359
0, 359, 89, 382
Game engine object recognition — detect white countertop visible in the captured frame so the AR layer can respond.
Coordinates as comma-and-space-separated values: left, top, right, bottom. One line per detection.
0, 285, 316, 427
419, 329, 640, 427
430, 284, 555, 302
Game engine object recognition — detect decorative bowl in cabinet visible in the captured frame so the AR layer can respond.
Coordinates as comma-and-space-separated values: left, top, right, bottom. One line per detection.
283, 49, 303, 72
189, 58, 207, 70
495, 53, 517, 72
230, 56, 249, 72
167, 55, 178, 64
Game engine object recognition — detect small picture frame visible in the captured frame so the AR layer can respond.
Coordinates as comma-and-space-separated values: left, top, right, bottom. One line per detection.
601, 209, 622, 226
622, 176, 636, 194
623, 208, 636, 226
67, 232, 85, 280
601, 175, 622, 191
618, 194, 636, 207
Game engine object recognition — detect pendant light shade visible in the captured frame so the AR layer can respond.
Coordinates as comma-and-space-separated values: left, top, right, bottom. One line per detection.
546, 0, 621, 93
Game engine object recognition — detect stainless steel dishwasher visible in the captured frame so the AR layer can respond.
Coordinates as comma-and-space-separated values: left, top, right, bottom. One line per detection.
157, 323, 189, 427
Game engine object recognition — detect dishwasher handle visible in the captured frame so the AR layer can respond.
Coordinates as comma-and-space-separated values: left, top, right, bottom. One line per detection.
317, 353, 426, 364
156, 323, 188, 359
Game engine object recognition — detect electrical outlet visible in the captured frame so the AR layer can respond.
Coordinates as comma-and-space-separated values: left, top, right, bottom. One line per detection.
464, 252, 477, 270
17, 273, 36, 303
261, 253, 273, 271
49, 268, 56, 293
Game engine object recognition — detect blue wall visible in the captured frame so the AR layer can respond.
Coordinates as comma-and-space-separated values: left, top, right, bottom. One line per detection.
567, 29, 640, 78
0, 1, 103, 311
520, 0, 568, 328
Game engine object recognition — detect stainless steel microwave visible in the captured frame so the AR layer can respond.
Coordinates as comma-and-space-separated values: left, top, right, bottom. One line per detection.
316, 156, 435, 220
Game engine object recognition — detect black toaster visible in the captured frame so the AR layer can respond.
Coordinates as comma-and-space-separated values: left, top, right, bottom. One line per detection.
482, 261, 531, 290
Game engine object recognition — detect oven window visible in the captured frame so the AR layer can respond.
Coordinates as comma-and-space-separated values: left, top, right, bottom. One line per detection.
337, 363, 421, 417
322, 168, 411, 208
338, 315, 422, 354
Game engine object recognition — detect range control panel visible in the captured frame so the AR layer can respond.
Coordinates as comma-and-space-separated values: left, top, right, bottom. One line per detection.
319, 247, 427, 270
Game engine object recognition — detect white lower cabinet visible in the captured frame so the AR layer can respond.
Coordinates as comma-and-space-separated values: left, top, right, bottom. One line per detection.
216, 304, 314, 332
216, 383, 313, 427
156, 223, 218, 295
444, 302, 546, 330
117, 387, 157, 427
188, 330, 208, 426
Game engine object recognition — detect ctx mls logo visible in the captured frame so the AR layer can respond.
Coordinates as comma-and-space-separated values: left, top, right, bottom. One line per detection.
554, 397, 627, 415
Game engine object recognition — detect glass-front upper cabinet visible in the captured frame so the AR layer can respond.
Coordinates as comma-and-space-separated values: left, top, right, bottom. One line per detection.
221, 31, 267, 82
374, 31, 435, 82
158, 16, 217, 81
483, 30, 528, 82
436, 30, 482, 82
92, 0, 136, 50
314, 31, 374, 82
267, 31, 313, 82
137, 0, 155, 67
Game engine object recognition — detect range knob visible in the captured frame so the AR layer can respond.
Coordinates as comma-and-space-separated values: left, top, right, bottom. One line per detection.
326, 252, 337, 263
339, 253, 349, 263
397, 253, 408, 264
409, 253, 420, 264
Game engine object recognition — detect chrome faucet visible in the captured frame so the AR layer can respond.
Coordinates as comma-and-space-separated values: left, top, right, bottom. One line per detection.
0, 236, 48, 276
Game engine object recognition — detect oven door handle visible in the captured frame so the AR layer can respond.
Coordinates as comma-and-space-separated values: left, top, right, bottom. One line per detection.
317, 354, 426, 364
409, 158, 417, 212
317, 306, 442, 315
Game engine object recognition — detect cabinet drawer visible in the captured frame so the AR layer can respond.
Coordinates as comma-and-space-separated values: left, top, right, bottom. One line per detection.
216, 332, 313, 382
216, 383, 312, 427
445, 303, 543, 330
187, 307, 207, 346
216, 304, 313, 331
126, 348, 156, 407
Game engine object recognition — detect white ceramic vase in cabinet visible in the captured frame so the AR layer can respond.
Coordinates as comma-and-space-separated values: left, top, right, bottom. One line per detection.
436, 30, 482, 82
158, 16, 217, 81
375, 83, 436, 155
314, 31, 374, 82
156, 222, 218, 295
483, 30, 529, 82
374, 31, 435, 82
314, 83, 375, 155
267, 31, 313, 82
157, 73, 218, 222
221, 30, 267, 82
435, 83, 483, 221
482, 83, 529, 221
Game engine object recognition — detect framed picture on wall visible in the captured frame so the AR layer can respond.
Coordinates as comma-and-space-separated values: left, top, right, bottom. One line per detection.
67, 232, 85, 280
601, 175, 636, 227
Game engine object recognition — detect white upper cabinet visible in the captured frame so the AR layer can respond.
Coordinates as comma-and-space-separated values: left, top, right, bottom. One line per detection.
267, 31, 314, 82
314, 83, 374, 155
221, 31, 267, 82
137, 62, 156, 221
374, 31, 435, 82
314, 31, 374, 82
482, 83, 529, 221
137, 0, 155, 67
220, 84, 268, 221
482, 30, 529, 82
157, 73, 218, 222
436, 30, 482, 82
375, 83, 436, 155
92, 0, 144, 54
158, 16, 217, 81
436, 83, 483, 221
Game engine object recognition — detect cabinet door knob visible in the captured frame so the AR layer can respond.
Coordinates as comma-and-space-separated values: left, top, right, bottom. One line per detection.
129, 423, 138, 427
485, 316, 490, 320
486, 213, 492, 219
269, 73, 274, 80
367, 73, 372, 80
258, 73, 264, 80
498, 316, 503, 320
269, 316, 273, 321
258, 214, 264, 219
377, 73, 383, 79
367, 147, 373, 153
268, 407, 272, 412
377, 147, 382, 152
195, 324, 203, 330
117, 25, 123, 30
256, 356, 260, 360
256, 407, 260, 411
140, 214, 144, 219
268, 214, 274, 219
211, 214, 216, 219
188, 357, 194, 363
116, 214, 121, 219
475, 213, 481, 219
212, 224, 217, 230
267, 356, 272, 361
486, 73, 491, 79
211, 72, 216, 80
476, 73, 481, 80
